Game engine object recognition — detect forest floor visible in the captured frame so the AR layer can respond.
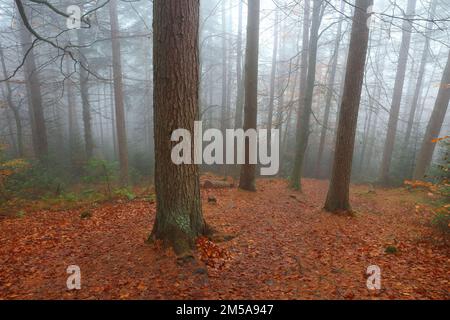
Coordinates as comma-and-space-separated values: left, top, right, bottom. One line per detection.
0, 178, 448, 300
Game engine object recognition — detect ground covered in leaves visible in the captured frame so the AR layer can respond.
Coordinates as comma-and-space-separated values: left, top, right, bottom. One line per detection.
0, 179, 448, 299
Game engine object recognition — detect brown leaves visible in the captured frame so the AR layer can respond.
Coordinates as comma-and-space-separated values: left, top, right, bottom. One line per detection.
0, 179, 449, 299
196, 236, 231, 269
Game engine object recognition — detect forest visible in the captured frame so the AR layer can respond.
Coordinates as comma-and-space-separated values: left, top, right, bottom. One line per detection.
0, 0, 449, 301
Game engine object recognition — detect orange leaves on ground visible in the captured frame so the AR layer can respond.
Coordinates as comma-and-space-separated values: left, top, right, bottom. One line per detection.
196, 236, 231, 269
0, 179, 449, 299
404, 180, 438, 193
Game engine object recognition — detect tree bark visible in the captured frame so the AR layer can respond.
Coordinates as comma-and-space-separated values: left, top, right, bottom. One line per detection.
18, 7, 48, 161
234, 0, 244, 130
315, 0, 344, 178
413, 50, 450, 180
379, 0, 417, 185
239, 0, 260, 192
290, 0, 321, 191
0, 47, 24, 157
266, 9, 279, 136
324, 0, 372, 212
403, 0, 437, 153
150, 0, 208, 256
77, 27, 94, 160
109, 0, 129, 185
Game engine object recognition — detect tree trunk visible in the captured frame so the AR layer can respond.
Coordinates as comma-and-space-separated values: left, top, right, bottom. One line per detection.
266, 9, 279, 135
77, 27, 94, 160
290, 0, 321, 191
290, 0, 310, 187
234, 0, 244, 130
239, 0, 260, 192
413, 50, 450, 180
0, 47, 24, 157
379, 0, 417, 185
18, 8, 48, 161
109, 0, 129, 185
150, 0, 208, 256
403, 0, 437, 152
315, 0, 344, 178
324, 0, 372, 212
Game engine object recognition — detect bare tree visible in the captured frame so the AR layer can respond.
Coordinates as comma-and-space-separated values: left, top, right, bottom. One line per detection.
379, 0, 417, 185
324, 0, 373, 212
239, 0, 261, 191
109, 0, 129, 185
413, 50, 450, 180
291, 0, 322, 191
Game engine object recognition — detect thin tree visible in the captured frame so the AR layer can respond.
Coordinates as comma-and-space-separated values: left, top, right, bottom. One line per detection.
17, 4, 48, 161
315, 0, 345, 178
234, 0, 244, 130
0, 47, 23, 157
379, 0, 417, 185
109, 0, 129, 185
402, 0, 437, 155
413, 50, 450, 180
291, 0, 321, 191
77, 25, 94, 160
239, 0, 261, 191
324, 0, 373, 212
267, 9, 280, 138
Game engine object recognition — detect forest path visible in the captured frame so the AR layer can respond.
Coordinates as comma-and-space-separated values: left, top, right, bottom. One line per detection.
0, 179, 448, 299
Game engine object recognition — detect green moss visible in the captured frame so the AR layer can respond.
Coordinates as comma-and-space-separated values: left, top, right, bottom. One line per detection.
385, 245, 398, 254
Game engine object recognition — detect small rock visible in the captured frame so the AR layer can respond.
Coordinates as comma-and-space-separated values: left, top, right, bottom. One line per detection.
194, 267, 208, 275
208, 196, 217, 203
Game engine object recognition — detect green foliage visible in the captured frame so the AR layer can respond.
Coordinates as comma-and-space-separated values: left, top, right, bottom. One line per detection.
113, 187, 136, 201
385, 246, 398, 254
431, 211, 450, 235
16, 210, 25, 218
82, 158, 117, 184
0, 144, 30, 201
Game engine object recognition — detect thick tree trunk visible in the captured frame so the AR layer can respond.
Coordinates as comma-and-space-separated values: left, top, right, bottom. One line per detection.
109, 0, 129, 185
239, 0, 260, 192
315, 1, 344, 178
379, 0, 417, 185
413, 50, 450, 180
324, 0, 372, 212
290, 0, 321, 191
150, 0, 208, 256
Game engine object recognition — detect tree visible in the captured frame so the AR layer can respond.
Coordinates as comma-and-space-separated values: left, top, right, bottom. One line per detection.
266, 9, 280, 137
77, 25, 94, 160
17, 5, 48, 161
109, 0, 129, 185
402, 0, 437, 156
413, 50, 450, 180
290, 0, 321, 191
149, 0, 209, 257
315, 0, 345, 178
324, 0, 373, 212
0, 47, 23, 157
234, 0, 244, 130
239, 0, 261, 191
379, 0, 417, 185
